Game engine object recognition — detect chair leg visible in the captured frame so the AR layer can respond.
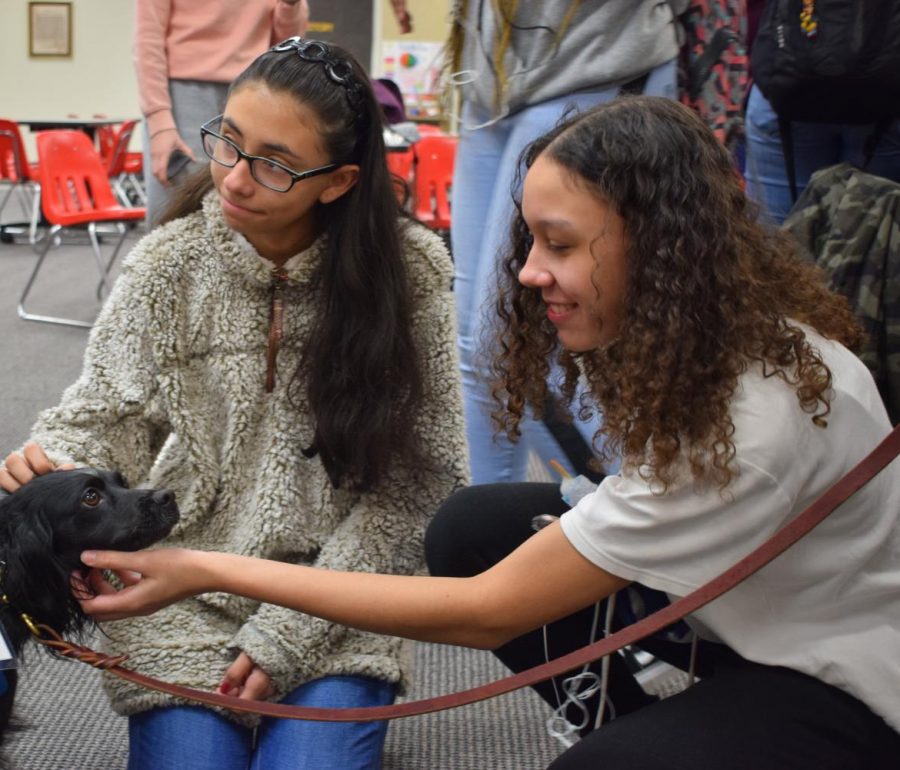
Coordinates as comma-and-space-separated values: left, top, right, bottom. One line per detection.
92, 222, 127, 300
127, 174, 147, 205
28, 182, 42, 247
18, 224, 94, 328
0, 183, 39, 244
0, 183, 14, 220
0, 184, 16, 242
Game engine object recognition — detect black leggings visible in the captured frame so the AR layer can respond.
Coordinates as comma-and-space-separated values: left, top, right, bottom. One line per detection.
425, 483, 900, 770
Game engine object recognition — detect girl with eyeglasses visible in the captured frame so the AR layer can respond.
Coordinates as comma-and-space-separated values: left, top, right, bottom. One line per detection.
0, 38, 468, 770
78, 96, 899, 770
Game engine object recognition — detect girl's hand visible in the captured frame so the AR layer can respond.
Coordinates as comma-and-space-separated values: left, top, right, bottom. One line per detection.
218, 652, 274, 700
77, 548, 206, 621
0, 442, 75, 492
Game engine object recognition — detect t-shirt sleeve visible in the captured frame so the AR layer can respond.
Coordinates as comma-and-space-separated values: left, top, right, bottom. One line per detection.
559, 458, 795, 597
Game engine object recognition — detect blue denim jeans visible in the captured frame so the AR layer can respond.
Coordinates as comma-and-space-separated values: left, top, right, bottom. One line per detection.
450, 60, 676, 484
744, 84, 900, 224
126, 675, 395, 770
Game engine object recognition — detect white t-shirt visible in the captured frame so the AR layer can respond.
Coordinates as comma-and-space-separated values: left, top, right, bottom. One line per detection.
560, 328, 900, 731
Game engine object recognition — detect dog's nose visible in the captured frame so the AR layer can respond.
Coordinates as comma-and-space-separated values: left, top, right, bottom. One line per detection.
152, 489, 175, 506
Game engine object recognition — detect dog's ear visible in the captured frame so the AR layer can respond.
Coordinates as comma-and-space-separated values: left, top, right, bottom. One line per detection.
2, 502, 85, 638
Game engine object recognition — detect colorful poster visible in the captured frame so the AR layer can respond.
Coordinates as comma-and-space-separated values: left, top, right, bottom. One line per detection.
380, 41, 445, 119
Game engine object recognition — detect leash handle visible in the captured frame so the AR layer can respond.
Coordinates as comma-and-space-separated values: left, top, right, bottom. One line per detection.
52, 425, 900, 722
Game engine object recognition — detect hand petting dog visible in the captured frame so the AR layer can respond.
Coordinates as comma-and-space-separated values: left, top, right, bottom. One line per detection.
0, 442, 75, 493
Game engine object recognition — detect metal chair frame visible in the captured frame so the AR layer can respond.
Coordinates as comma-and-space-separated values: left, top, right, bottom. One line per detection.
101, 120, 147, 206
0, 121, 42, 245
18, 130, 145, 328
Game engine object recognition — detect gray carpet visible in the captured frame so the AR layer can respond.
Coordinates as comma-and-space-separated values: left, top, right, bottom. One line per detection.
0, 218, 687, 769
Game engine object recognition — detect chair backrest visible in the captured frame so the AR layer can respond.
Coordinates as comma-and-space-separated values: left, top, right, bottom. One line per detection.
102, 120, 139, 176
386, 147, 415, 205
0, 119, 34, 181
413, 134, 457, 230
37, 130, 123, 224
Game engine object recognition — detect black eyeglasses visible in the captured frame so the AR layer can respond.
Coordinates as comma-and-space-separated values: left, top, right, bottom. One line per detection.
200, 116, 338, 193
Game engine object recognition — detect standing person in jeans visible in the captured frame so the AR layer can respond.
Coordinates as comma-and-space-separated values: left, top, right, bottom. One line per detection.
445, 0, 686, 484
743, 85, 900, 225
742, 0, 900, 224
135, 0, 309, 225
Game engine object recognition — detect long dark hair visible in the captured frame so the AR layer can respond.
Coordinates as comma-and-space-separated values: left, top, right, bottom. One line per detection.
161, 39, 422, 492
492, 95, 864, 491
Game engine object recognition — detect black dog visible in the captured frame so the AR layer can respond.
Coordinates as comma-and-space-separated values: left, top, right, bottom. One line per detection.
0, 469, 179, 747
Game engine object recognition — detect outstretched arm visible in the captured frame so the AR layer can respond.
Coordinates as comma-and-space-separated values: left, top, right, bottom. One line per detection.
80, 521, 627, 650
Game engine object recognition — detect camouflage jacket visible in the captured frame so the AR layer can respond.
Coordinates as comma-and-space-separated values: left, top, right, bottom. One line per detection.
783, 162, 900, 425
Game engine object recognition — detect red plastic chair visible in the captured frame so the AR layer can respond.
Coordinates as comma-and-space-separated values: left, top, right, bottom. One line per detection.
0, 118, 42, 244
386, 147, 415, 206
100, 120, 146, 206
413, 134, 457, 231
18, 130, 146, 327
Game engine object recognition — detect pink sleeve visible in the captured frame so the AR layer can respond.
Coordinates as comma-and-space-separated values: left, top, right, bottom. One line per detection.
271, 0, 309, 44
133, 0, 176, 138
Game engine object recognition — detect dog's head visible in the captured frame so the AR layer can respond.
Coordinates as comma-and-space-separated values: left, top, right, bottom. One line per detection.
0, 469, 179, 650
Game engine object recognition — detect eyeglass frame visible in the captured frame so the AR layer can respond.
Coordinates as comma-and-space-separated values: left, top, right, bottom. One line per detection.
200, 115, 339, 193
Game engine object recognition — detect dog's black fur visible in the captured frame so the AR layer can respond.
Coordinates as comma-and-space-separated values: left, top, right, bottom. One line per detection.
0, 469, 179, 748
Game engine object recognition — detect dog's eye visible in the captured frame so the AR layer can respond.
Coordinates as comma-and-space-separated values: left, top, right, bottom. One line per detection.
82, 488, 102, 507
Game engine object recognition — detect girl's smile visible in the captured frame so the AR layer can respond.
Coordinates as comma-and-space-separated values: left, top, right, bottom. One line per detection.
518, 155, 628, 352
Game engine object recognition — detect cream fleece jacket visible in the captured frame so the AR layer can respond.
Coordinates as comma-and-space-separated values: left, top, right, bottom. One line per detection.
30, 193, 469, 720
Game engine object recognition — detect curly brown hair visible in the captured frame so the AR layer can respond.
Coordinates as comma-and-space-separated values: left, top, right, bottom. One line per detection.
491, 96, 865, 491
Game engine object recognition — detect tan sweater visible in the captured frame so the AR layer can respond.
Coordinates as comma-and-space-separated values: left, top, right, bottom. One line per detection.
31, 194, 469, 720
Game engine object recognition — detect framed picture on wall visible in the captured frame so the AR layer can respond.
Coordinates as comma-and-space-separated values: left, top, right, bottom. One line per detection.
29, 2, 72, 58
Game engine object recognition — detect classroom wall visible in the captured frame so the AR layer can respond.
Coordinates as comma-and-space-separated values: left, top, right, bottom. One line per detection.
0, 1, 139, 153
0, 0, 451, 155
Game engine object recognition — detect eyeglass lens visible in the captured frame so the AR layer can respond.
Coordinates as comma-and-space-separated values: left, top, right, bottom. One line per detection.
202, 125, 295, 192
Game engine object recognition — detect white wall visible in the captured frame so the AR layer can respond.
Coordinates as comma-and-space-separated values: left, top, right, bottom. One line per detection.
0, 1, 140, 154
0, 0, 451, 156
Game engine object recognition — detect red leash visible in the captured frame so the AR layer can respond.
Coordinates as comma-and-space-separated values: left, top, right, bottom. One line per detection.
39, 425, 900, 722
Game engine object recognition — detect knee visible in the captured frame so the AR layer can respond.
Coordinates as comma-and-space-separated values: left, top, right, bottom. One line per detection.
426, 482, 563, 578
425, 485, 491, 578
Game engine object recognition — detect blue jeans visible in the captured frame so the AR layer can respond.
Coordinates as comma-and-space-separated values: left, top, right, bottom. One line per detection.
127, 675, 395, 770
451, 60, 677, 484
744, 84, 900, 224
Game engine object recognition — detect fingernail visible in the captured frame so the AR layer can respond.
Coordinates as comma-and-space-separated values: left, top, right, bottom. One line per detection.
218, 680, 231, 695
81, 551, 96, 565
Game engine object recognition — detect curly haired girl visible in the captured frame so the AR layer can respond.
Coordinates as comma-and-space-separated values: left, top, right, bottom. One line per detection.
77, 97, 899, 770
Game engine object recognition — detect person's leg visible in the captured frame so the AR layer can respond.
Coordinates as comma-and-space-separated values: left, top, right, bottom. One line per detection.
455, 92, 617, 484
127, 705, 253, 770
143, 80, 228, 226
450, 102, 524, 483
250, 675, 395, 770
548, 654, 900, 770
426, 484, 655, 732
454, 60, 676, 484
840, 120, 900, 182
744, 84, 843, 224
